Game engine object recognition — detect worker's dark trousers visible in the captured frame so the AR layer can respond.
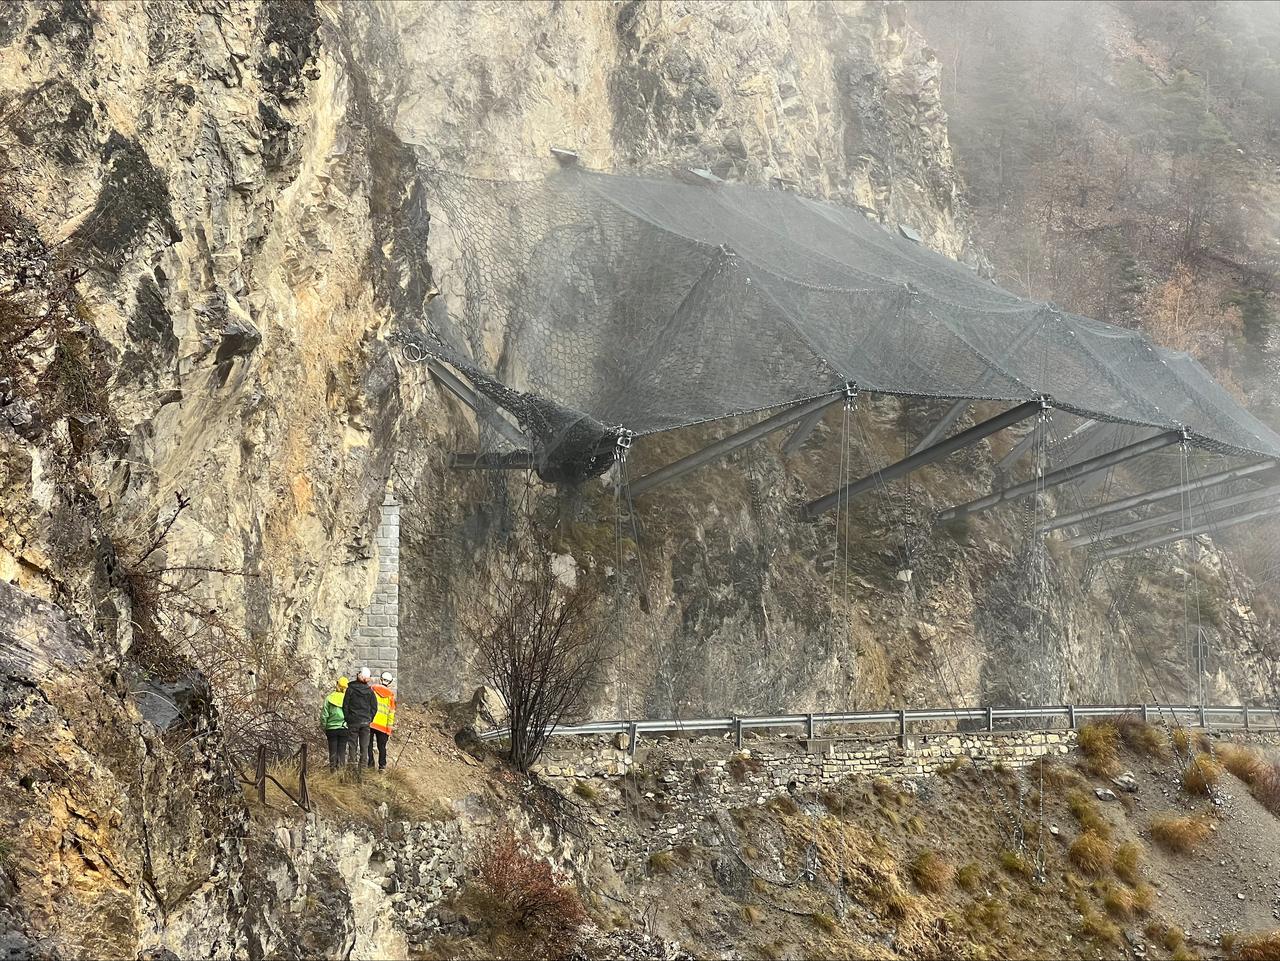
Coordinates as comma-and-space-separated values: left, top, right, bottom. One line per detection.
349, 725, 372, 774
325, 730, 346, 770
370, 730, 389, 769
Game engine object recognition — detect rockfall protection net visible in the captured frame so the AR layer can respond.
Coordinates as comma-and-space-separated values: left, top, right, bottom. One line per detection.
406, 166, 1280, 483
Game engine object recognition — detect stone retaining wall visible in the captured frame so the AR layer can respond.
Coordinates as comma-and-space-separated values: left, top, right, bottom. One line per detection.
537, 729, 1078, 795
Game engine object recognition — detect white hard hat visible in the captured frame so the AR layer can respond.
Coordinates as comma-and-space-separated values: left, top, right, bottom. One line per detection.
380, 672, 394, 684
357, 667, 371, 680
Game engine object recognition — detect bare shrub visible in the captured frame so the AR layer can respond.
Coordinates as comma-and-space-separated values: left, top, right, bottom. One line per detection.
1151, 814, 1211, 853
111, 493, 307, 755
469, 828, 587, 958
464, 552, 611, 773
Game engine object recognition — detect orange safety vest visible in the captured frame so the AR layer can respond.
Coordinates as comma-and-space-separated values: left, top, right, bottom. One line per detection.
371, 684, 396, 734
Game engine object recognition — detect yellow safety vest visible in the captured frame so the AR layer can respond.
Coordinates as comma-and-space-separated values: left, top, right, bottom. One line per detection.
371, 685, 396, 734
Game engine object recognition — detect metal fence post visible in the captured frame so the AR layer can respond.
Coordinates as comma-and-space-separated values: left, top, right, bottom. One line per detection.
806, 713, 816, 740
1198, 704, 1207, 728
628, 721, 639, 758
1243, 706, 1250, 732
298, 743, 310, 811
1141, 704, 1149, 724
897, 709, 907, 748
733, 716, 743, 749
1067, 705, 1077, 729
985, 706, 994, 732
255, 745, 267, 805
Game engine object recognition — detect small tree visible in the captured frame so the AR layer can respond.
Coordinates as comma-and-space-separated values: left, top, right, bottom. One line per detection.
466, 554, 609, 772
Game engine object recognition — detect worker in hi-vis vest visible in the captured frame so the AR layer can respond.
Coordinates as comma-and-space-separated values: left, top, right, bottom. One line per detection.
321, 676, 349, 771
369, 672, 397, 770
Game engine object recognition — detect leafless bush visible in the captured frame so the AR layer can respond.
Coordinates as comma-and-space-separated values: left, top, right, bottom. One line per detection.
467, 827, 587, 959
114, 492, 312, 755
463, 550, 611, 773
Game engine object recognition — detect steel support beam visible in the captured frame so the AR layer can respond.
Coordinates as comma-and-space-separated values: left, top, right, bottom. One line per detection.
1062, 482, 1280, 548
627, 394, 841, 499
1097, 502, 1280, 560
426, 360, 528, 449
804, 400, 1045, 520
1039, 459, 1276, 533
449, 451, 536, 470
910, 399, 971, 455
935, 430, 1185, 522
909, 322, 1045, 455
781, 404, 831, 458
994, 422, 1043, 474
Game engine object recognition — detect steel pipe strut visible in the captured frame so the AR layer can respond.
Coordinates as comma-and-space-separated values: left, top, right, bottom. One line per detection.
935, 430, 1185, 522
627, 393, 842, 498
781, 403, 830, 457
805, 401, 1046, 519
449, 451, 536, 470
1061, 482, 1280, 548
1097, 502, 1280, 559
426, 359, 529, 449
1039, 459, 1277, 533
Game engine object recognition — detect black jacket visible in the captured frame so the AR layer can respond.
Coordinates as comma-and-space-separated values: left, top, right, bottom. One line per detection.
342, 680, 378, 727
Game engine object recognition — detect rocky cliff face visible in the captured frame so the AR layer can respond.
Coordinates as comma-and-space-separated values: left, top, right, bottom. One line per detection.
3, 0, 1271, 729
2, 3, 1276, 954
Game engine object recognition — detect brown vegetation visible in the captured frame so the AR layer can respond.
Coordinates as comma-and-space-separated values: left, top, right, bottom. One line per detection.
1224, 929, 1280, 961
1182, 755, 1224, 796
1151, 814, 1212, 853
1113, 841, 1142, 885
1069, 831, 1113, 876
1077, 722, 1121, 777
468, 828, 587, 958
909, 850, 955, 894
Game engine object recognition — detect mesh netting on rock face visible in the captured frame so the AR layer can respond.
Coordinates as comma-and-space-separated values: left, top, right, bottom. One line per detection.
409, 166, 1280, 481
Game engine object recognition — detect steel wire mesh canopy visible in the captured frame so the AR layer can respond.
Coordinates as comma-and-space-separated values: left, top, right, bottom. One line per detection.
408, 166, 1280, 484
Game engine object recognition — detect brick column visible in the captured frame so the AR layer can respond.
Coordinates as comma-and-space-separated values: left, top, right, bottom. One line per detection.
352, 489, 399, 677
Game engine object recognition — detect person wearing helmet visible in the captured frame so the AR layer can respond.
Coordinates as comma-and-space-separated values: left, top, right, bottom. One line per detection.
370, 672, 397, 770
342, 668, 379, 779
321, 676, 349, 771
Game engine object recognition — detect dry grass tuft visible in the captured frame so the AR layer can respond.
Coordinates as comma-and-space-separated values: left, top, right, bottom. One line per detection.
1218, 744, 1280, 818
1081, 910, 1122, 945
1069, 831, 1113, 876
965, 897, 1007, 933
1172, 728, 1193, 754
1030, 756, 1086, 790
1225, 929, 1280, 961
741, 905, 762, 924
811, 912, 840, 934
765, 795, 799, 816
909, 850, 955, 894
1119, 716, 1170, 759
1113, 840, 1142, 885
1151, 813, 1212, 853
1068, 790, 1112, 839
1078, 721, 1121, 776
573, 781, 599, 801
956, 862, 983, 892
648, 850, 675, 874
1100, 879, 1153, 918
1182, 754, 1224, 796
999, 849, 1032, 878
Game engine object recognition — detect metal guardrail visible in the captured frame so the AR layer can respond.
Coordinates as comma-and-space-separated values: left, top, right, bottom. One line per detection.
478, 702, 1280, 754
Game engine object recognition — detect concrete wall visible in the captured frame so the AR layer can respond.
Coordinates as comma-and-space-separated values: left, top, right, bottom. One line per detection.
352, 490, 400, 677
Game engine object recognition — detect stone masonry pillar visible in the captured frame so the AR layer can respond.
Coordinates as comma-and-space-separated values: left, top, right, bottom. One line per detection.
352, 488, 399, 678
